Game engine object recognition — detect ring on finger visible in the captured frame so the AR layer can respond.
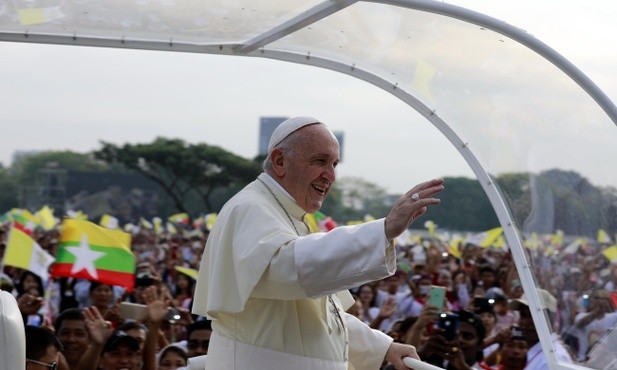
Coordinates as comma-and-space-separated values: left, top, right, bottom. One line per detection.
411, 192, 420, 201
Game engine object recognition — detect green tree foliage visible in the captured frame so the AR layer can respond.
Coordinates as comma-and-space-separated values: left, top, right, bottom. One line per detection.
7, 151, 108, 213
504, 169, 616, 236
494, 172, 531, 226
0, 166, 18, 211
428, 176, 499, 231
94, 138, 261, 214
2, 145, 615, 239
10, 151, 106, 185
321, 177, 391, 222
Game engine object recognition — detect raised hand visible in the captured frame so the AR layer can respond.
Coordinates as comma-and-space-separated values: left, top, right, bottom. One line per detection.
103, 296, 124, 324
143, 285, 169, 323
379, 297, 398, 319
83, 306, 113, 345
16, 293, 43, 316
385, 179, 444, 240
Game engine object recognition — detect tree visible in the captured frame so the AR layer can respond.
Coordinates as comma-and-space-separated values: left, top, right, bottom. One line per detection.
8, 151, 106, 213
10, 150, 106, 185
94, 138, 261, 214
0, 166, 18, 212
334, 177, 390, 219
428, 176, 499, 231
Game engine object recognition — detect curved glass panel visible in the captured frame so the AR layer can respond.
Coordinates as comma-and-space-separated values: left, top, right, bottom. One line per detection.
0, 1, 322, 43
267, 3, 617, 369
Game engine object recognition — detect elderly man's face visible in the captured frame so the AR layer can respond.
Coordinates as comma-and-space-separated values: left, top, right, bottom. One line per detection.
279, 124, 339, 213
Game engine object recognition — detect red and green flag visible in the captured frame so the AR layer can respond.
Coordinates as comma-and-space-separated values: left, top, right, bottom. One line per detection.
51, 219, 136, 292
10, 208, 38, 233
168, 212, 190, 225
304, 211, 338, 232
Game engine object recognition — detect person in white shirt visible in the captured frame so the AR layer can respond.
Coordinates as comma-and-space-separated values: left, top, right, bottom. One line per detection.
573, 289, 617, 361
508, 289, 572, 370
192, 116, 445, 370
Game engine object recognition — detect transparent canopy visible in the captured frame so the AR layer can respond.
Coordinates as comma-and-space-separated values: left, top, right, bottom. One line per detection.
1, 1, 616, 369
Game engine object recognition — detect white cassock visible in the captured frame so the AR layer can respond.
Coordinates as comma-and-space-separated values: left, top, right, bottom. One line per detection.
193, 173, 398, 370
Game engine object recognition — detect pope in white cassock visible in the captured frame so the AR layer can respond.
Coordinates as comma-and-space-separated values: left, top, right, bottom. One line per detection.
192, 117, 445, 370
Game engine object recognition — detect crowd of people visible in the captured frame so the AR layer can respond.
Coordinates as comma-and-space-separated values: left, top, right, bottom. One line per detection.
2, 209, 616, 370
2, 117, 617, 370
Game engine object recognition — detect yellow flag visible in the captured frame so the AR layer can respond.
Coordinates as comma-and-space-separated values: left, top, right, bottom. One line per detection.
166, 222, 178, 234
493, 235, 506, 249
598, 229, 612, 244
467, 227, 503, 248
205, 213, 218, 231
602, 246, 617, 262
36, 206, 57, 231
304, 213, 320, 233
153, 217, 162, 235
140, 218, 153, 230
168, 213, 189, 224
175, 266, 198, 280
4, 223, 55, 280
100, 214, 119, 229
524, 232, 542, 250
364, 215, 375, 222
67, 210, 88, 220
424, 220, 436, 237
448, 239, 462, 259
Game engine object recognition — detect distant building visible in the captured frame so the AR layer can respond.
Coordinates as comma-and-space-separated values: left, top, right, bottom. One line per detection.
258, 116, 288, 156
258, 116, 345, 162
333, 131, 344, 163
12, 149, 40, 164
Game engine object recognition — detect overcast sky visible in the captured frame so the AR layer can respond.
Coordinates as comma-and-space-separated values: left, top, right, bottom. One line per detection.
0, 1, 615, 194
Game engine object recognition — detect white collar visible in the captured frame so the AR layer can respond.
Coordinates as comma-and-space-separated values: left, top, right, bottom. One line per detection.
262, 172, 297, 206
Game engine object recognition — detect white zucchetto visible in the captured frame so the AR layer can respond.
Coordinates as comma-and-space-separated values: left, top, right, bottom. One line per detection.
267, 117, 321, 151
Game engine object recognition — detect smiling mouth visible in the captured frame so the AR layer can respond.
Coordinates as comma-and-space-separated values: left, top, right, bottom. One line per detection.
313, 184, 327, 195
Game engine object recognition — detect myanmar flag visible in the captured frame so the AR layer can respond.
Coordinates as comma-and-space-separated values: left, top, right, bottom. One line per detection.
51, 219, 136, 292
168, 212, 190, 224
304, 211, 337, 232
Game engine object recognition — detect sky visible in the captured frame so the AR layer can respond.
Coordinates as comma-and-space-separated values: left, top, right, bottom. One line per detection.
0, 1, 615, 194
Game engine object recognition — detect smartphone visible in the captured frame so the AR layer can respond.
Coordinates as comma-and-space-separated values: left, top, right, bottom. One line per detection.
428, 285, 446, 311
119, 302, 180, 321
473, 297, 493, 312
119, 302, 148, 320
437, 312, 459, 341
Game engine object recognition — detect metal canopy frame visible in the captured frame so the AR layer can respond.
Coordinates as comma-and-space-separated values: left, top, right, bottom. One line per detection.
1, 1, 615, 369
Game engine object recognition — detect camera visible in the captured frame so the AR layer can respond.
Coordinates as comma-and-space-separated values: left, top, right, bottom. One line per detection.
437, 313, 459, 341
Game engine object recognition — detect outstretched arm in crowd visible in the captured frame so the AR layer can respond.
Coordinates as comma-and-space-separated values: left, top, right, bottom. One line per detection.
79, 306, 114, 370
369, 297, 397, 330
405, 304, 439, 347
142, 285, 170, 370
16, 292, 43, 319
